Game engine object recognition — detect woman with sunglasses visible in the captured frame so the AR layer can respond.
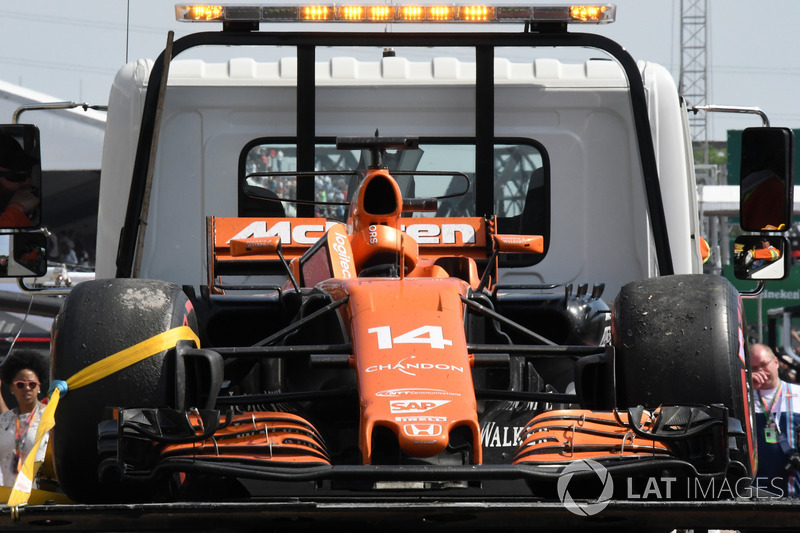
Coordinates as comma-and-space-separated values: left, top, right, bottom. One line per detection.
0, 349, 49, 487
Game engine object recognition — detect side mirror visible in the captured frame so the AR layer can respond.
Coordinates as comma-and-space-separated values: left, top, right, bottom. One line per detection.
0, 232, 48, 277
0, 124, 42, 229
733, 235, 790, 281
739, 127, 794, 232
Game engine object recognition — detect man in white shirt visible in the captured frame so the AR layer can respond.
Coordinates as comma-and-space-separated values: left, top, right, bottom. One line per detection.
750, 343, 800, 496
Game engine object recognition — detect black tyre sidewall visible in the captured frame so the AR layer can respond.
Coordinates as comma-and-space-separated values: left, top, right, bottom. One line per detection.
51, 279, 197, 503
612, 274, 755, 476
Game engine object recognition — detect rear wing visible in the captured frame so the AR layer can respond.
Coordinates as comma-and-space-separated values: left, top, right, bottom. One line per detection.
210, 215, 490, 282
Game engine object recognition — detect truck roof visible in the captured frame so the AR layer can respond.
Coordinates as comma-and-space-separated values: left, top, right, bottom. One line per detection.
166, 55, 629, 87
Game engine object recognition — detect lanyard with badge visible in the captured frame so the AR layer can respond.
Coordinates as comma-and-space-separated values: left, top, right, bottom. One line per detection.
757, 385, 783, 444
12, 403, 39, 474
757, 384, 794, 445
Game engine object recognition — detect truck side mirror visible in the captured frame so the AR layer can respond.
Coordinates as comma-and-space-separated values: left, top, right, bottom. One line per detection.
739, 126, 794, 232
0, 124, 42, 229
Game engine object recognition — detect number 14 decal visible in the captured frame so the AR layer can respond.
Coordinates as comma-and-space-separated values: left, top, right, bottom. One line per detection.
368, 325, 453, 350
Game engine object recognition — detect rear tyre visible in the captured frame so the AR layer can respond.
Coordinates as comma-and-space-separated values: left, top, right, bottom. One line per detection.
612, 274, 754, 479
51, 279, 198, 503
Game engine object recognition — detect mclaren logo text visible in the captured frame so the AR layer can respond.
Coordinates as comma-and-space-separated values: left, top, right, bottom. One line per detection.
230, 220, 476, 245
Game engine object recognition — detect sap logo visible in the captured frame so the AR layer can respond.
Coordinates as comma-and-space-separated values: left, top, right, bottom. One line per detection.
403, 424, 443, 437
390, 400, 450, 414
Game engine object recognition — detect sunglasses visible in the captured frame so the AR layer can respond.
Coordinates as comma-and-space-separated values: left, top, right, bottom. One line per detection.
753, 358, 778, 372
12, 380, 39, 390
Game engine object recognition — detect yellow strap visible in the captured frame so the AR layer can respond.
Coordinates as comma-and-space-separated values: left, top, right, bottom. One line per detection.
6, 325, 200, 509
0, 484, 72, 505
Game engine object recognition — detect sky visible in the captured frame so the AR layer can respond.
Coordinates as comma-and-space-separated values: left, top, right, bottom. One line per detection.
1, 0, 798, 142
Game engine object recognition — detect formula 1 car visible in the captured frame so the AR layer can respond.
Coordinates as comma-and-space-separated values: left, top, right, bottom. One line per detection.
49, 136, 753, 505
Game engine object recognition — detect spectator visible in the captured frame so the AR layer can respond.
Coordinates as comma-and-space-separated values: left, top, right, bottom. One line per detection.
750, 343, 800, 496
0, 349, 49, 487
59, 237, 78, 265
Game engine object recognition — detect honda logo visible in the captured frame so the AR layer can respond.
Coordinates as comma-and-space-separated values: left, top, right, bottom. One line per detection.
403, 424, 443, 437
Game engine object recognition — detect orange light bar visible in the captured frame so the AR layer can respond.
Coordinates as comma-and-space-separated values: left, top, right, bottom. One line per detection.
397, 5, 425, 20
427, 5, 455, 20
180, 4, 224, 21
338, 5, 366, 21
368, 5, 396, 21
458, 6, 495, 21
176, 4, 617, 24
300, 5, 333, 21
570, 5, 609, 22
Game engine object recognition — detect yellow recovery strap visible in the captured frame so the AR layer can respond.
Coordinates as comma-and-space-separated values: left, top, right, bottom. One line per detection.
5, 325, 200, 511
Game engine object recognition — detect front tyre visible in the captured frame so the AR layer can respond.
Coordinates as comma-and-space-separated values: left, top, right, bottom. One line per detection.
612, 274, 755, 479
51, 279, 198, 503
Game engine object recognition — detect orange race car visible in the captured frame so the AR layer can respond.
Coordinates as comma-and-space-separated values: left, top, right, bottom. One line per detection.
49, 136, 751, 505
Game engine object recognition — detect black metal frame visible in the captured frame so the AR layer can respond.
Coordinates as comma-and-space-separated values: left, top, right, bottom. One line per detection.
4, 498, 800, 532
115, 29, 673, 279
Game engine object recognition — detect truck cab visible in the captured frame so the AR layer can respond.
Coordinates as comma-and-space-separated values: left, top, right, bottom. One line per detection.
98, 11, 700, 300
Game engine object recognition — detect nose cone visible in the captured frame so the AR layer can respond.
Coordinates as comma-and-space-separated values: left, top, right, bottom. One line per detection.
397, 422, 449, 457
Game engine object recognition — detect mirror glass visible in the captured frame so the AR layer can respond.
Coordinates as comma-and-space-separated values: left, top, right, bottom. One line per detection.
0, 232, 47, 277
733, 235, 790, 281
739, 127, 794, 232
0, 124, 41, 229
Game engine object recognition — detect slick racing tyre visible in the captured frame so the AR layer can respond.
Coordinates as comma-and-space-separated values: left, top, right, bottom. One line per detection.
612, 274, 755, 478
51, 279, 198, 503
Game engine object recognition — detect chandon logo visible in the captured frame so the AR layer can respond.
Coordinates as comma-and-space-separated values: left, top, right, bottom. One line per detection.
365, 356, 464, 376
